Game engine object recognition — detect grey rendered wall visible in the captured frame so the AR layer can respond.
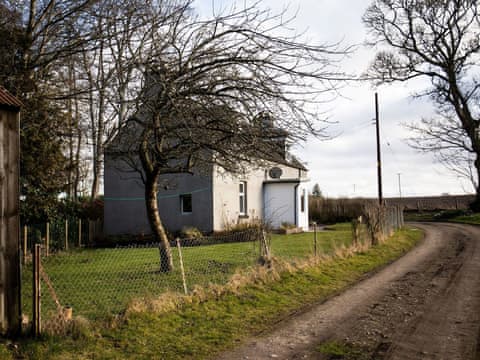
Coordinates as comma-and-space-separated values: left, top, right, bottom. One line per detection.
104, 155, 213, 235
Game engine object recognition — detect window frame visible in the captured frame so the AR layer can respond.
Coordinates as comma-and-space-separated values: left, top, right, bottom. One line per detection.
239, 181, 247, 216
180, 193, 192, 214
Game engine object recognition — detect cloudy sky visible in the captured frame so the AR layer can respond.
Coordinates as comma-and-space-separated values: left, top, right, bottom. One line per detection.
195, 0, 474, 198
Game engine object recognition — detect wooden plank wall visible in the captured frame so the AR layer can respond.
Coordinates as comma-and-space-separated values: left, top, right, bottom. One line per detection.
0, 108, 20, 336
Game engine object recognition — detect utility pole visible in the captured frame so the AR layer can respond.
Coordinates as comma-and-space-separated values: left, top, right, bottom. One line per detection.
397, 173, 402, 198
375, 92, 383, 205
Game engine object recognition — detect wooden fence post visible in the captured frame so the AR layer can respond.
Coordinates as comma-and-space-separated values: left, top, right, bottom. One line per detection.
45, 222, 49, 257
65, 220, 69, 251
88, 220, 92, 245
23, 225, 27, 264
78, 219, 82, 247
33, 244, 41, 336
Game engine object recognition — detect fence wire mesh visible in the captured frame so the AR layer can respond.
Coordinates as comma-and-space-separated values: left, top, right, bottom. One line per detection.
22, 228, 262, 323
21, 207, 403, 331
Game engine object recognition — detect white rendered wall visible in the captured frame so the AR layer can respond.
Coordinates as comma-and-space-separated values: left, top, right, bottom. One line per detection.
212, 163, 308, 231
212, 166, 265, 230
296, 183, 309, 231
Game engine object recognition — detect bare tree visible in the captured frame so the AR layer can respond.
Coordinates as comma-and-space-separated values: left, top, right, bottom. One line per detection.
363, 0, 480, 208
78, 0, 182, 199
12, 0, 98, 94
112, 2, 348, 271
405, 113, 478, 192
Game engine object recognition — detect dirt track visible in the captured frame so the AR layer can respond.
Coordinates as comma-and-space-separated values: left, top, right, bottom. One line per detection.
215, 223, 480, 359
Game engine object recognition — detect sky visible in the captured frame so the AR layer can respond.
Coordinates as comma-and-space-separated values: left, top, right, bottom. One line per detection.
194, 0, 474, 198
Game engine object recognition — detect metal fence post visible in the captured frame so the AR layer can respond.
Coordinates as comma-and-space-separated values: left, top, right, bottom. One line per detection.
176, 238, 188, 295
313, 222, 317, 257
78, 218, 82, 247
32, 244, 41, 336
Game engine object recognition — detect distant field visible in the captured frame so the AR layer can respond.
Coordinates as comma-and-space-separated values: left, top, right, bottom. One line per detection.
450, 213, 480, 225
22, 224, 354, 321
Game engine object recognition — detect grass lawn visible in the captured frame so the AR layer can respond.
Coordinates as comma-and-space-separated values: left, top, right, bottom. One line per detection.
270, 223, 354, 259
5, 226, 422, 360
21, 224, 352, 321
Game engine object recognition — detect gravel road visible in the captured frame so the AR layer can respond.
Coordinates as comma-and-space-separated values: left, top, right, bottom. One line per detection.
215, 223, 480, 360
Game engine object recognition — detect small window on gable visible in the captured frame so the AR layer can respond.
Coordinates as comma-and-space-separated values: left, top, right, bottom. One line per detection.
300, 189, 306, 213
239, 181, 247, 215
180, 194, 192, 214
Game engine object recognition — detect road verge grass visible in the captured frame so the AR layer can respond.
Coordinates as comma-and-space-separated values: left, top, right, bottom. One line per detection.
5, 226, 422, 360
450, 213, 480, 225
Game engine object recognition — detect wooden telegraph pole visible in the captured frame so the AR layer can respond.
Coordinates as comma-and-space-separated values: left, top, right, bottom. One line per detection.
375, 92, 383, 205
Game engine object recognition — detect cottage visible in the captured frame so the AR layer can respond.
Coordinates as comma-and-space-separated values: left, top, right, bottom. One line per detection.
104, 122, 309, 235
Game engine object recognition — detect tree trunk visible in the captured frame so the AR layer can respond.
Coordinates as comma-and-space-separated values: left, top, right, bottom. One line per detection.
145, 173, 174, 272
73, 92, 82, 199
471, 155, 480, 211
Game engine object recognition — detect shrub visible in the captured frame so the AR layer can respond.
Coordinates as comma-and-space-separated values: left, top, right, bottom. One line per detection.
309, 197, 366, 224
180, 226, 203, 239
433, 209, 470, 220
222, 218, 263, 233
280, 222, 296, 230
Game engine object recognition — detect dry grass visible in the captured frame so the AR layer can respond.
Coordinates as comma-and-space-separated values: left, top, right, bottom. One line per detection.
125, 234, 377, 318
42, 313, 91, 339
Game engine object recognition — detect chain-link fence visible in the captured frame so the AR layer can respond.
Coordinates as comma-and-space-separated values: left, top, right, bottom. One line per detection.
22, 229, 262, 325
21, 206, 404, 334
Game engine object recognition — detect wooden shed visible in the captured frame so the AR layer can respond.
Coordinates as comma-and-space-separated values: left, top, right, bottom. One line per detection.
0, 87, 21, 336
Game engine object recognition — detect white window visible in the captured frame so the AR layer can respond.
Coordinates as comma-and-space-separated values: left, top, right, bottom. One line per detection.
180, 194, 192, 214
239, 181, 247, 215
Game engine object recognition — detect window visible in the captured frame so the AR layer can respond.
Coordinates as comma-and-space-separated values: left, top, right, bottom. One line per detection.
239, 181, 247, 216
180, 194, 192, 214
300, 189, 306, 213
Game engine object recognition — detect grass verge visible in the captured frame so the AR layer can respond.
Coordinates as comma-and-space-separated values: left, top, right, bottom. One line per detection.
4, 226, 422, 360
316, 341, 368, 360
404, 210, 480, 225
450, 213, 480, 225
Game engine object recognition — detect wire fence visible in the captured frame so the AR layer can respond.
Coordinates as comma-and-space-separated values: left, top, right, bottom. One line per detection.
22, 229, 262, 326
21, 206, 404, 335
21, 218, 102, 260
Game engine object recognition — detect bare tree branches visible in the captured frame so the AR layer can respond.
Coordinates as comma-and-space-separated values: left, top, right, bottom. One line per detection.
363, 0, 480, 207
109, 2, 348, 271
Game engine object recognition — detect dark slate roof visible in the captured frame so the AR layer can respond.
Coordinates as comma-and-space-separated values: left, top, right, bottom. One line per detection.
267, 152, 308, 171
0, 87, 22, 110
284, 155, 307, 171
